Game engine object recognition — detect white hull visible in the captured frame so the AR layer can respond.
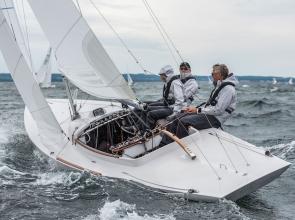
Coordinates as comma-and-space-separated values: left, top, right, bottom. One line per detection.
24, 99, 290, 201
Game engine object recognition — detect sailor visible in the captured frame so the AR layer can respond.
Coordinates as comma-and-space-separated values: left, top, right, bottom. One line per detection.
159, 63, 239, 145
145, 65, 184, 128
179, 62, 199, 106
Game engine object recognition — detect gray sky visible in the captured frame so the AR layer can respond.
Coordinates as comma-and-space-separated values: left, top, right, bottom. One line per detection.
1, 0, 295, 76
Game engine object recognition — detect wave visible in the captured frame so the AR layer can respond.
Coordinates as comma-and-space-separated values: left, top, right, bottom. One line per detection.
33, 171, 73, 186
264, 140, 295, 160
224, 123, 249, 128
83, 200, 176, 220
232, 109, 285, 119
0, 165, 37, 186
239, 99, 277, 108
0, 165, 27, 175
0, 127, 8, 144
269, 87, 295, 93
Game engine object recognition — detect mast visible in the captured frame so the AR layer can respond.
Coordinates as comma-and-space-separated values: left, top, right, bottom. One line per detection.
63, 76, 80, 120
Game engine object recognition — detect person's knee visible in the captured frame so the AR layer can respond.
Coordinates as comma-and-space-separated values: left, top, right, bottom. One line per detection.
179, 115, 194, 127
147, 111, 154, 119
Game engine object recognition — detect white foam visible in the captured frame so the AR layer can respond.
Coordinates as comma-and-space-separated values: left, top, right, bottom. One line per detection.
34, 172, 71, 186
265, 140, 295, 159
0, 127, 8, 143
34, 171, 83, 186
0, 165, 28, 185
219, 199, 250, 220
83, 200, 175, 220
0, 165, 27, 175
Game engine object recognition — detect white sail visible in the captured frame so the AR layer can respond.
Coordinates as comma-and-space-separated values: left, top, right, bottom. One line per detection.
0, 10, 65, 152
127, 73, 134, 86
272, 77, 277, 85
0, 0, 33, 71
28, 0, 135, 100
36, 47, 54, 88
208, 76, 212, 84
288, 78, 293, 85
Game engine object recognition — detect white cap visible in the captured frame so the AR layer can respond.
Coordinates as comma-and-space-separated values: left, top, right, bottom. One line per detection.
159, 65, 174, 76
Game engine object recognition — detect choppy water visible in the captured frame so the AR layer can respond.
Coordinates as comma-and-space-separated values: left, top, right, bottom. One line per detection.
0, 81, 294, 220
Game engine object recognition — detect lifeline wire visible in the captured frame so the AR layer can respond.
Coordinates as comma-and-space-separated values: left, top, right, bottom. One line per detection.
20, 0, 34, 71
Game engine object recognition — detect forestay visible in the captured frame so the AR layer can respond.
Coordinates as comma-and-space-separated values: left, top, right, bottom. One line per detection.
0, 11, 65, 151
28, 0, 136, 100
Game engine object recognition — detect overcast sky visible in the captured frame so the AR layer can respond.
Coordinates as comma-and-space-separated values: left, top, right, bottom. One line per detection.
0, 0, 295, 77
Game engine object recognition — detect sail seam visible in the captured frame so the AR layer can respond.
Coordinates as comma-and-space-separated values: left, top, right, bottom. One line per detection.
29, 105, 51, 114
12, 54, 22, 76
55, 15, 82, 54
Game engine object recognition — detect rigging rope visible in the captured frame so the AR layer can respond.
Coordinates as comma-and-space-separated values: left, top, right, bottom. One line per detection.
142, 0, 179, 67
20, 0, 34, 71
2, 0, 16, 40
13, 1, 31, 67
142, 0, 185, 64
88, 0, 154, 75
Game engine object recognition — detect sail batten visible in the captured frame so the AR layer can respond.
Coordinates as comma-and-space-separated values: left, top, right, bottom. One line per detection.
28, 0, 135, 100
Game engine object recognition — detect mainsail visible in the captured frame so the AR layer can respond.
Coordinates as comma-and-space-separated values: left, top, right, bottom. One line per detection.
35, 47, 54, 88
28, 0, 136, 100
0, 10, 65, 152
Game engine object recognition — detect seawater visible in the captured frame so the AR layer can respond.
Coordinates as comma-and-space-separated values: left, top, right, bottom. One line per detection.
0, 81, 294, 220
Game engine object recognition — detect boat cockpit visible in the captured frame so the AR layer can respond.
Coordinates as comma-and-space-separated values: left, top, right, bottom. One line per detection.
75, 109, 162, 159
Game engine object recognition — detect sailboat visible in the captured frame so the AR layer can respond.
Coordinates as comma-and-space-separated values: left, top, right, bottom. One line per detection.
272, 77, 277, 85
208, 76, 212, 84
35, 47, 55, 88
0, 0, 290, 202
127, 73, 134, 87
288, 78, 293, 85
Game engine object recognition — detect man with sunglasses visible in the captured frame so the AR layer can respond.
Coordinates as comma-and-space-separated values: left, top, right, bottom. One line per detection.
179, 62, 199, 106
159, 63, 238, 146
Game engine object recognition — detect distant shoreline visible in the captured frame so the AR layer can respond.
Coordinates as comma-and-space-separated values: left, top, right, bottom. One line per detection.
0, 73, 292, 82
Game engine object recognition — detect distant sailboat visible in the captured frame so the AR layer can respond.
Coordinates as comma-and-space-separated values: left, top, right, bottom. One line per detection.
272, 78, 277, 85
127, 73, 134, 87
35, 47, 55, 88
208, 76, 212, 84
288, 78, 293, 85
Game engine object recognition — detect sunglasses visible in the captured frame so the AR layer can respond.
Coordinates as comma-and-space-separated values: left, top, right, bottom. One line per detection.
180, 67, 189, 71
